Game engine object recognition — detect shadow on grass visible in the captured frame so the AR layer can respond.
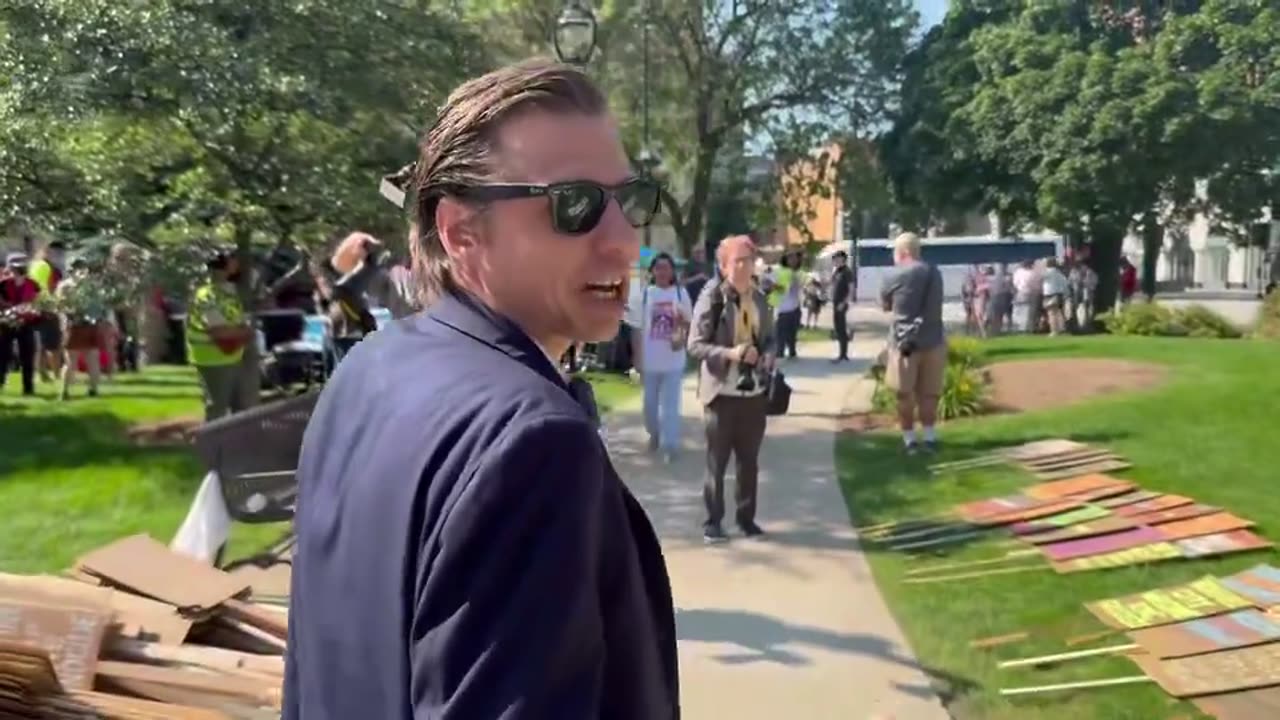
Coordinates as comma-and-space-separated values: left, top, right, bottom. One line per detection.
0, 410, 201, 480
676, 607, 980, 704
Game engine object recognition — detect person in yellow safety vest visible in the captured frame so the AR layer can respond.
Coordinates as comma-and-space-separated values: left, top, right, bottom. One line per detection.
772, 248, 804, 359
186, 248, 254, 422
28, 240, 67, 382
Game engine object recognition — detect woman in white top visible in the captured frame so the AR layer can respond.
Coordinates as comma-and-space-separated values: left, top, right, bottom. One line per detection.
1041, 258, 1070, 336
627, 252, 693, 462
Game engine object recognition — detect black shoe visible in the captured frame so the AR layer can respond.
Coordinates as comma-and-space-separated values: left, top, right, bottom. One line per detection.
923, 438, 939, 453
703, 524, 729, 544
739, 521, 766, 538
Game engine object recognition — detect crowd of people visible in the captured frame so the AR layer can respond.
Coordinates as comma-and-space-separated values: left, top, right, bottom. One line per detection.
0, 242, 143, 400
958, 253, 1131, 337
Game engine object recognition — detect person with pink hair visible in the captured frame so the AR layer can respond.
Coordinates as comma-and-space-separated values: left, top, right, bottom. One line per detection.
687, 234, 776, 543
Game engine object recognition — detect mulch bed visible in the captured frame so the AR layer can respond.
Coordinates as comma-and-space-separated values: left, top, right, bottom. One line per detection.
839, 358, 1167, 432
126, 417, 203, 446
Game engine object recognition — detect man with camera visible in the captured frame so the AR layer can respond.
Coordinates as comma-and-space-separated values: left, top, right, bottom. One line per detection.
688, 234, 776, 543
879, 233, 946, 455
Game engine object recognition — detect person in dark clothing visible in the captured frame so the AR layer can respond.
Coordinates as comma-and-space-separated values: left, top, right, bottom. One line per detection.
829, 249, 854, 362
284, 59, 679, 720
1, 253, 42, 395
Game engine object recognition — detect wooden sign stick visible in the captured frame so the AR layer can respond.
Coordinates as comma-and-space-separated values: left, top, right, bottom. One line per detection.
907, 549, 1041, 576
1065, 629, 1122, 647
890, 530, 986, 552
874, 522, 976, 544
998, 643, 1140, 669
902, 563, 1049, 584
1000, 676, 1153, 696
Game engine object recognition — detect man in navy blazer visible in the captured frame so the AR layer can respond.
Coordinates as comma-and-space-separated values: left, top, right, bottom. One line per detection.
283, 59, 679, 719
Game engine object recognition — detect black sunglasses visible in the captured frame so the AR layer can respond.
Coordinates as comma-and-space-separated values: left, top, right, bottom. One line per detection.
443, 177, 661, 236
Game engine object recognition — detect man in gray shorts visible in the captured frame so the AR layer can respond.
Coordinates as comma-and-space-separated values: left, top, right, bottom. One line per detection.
879, 233, 946, 454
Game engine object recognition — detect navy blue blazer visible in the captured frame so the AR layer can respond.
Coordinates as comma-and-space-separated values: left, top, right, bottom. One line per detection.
283, 292, 679, 719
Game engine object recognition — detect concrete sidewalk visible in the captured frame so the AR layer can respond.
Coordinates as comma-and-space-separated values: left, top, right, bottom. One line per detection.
606, 334, 951, 720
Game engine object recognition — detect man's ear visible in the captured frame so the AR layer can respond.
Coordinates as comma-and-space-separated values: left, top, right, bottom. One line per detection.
435, 197, 481, 259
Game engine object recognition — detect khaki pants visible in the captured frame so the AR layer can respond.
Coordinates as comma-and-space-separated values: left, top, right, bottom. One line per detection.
886, 343, 947, 407
197, 364, 243, 422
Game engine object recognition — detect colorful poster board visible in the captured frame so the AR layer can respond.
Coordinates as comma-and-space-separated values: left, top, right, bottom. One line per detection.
1115, 495, 1194, 517
1035, 459, 1132, 480
1193, 686, 1280, 720
1096, 490, 1161, 509
1086, 576, 1254, 629
1155, 513, 1254, 542
1024, 516, 1141, 545
955, 494, 1043, 521
1128, 608, 1280, 658
1001, 439, 1090, 461
1052, 541, 1183, 573
1220, 565, 1280, 608
1040, 526, 1166, 562
1126, 503, 1221, 526
974, 499, 1084, 527
1130, 642, 1280, 697
1010, 505, 1111, 535
1177, 530, 1273, 558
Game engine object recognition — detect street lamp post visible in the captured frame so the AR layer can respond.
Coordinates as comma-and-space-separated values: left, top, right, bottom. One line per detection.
553, 1, 598, 66
641, 0, 652, 247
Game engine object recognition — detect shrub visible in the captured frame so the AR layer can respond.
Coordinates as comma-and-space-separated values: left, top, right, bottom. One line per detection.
1176, 304, 1242, 339
946, 335, 988, 370
1103, 302, 1186, 337
1103, 302, 1241, 339
870, 343, 989, 421
1257, 290, 1280, 340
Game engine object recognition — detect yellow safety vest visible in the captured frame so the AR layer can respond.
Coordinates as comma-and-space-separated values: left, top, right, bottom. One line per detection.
768, 266, 795, 308
186, 281, 245, 367
28, 259, 55, 293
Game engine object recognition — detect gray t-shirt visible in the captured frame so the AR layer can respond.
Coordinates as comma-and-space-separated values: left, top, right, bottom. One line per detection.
880, 260, 945, 350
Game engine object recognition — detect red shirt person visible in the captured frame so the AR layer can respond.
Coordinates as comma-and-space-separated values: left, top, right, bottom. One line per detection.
1, 253, 43, 395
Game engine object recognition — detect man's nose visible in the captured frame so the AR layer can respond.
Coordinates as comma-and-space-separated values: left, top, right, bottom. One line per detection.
595, 201, 640, 266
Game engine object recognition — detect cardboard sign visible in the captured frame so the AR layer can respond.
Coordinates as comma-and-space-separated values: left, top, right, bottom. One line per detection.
1024, 516, 1141, 545
975, 499, 1085, 527
1035, 459, 1132, 480
1128, 608, 1280, 658
1097, 490, 1162, 509
1194, 686, 1280, 720
76, 534, 249, 611
1001, 439, 1091, 461
1010, 505, 1111, 535
1087, 576, 1254, 630
1052, 541, 1183, 573
1040, 526, 1166, 562
0, 572, 192, 645
0, 599, 107, 690
1220, 565, 1280, 608
1156, 513, 1255, 542
1131, 642, 1280, 697
954, 494, 1042, 521
1115, 495, 1193, 517
1126, 503, 1221, 526
1022, 453, 1125, 474
1176, 530, 1273, 559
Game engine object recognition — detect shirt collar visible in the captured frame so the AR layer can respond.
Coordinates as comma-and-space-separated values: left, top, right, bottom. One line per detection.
425, 291, 566, 389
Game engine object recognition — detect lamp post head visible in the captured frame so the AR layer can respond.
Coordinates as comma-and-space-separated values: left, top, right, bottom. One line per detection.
553, 2, 597, 66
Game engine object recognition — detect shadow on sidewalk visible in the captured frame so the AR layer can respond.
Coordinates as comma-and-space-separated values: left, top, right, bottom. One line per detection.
676, 607, 979, 702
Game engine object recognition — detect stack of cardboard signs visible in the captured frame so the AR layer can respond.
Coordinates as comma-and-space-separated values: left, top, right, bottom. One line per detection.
929, 438, 1132, 479
0, 534, 289, 719
898, 472, 1272, 584
996, 565, 1280, 719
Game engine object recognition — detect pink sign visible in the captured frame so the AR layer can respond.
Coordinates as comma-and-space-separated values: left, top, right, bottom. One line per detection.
1040, 526, 1167, 562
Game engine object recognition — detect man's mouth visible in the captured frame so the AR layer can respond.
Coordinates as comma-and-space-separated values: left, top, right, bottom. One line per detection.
584, 277, 625, 301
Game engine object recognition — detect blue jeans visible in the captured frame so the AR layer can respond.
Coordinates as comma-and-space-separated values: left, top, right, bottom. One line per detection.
643, 368, 684, 451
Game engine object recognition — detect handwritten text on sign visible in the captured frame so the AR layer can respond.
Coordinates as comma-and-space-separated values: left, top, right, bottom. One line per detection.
0, 599, 107, 690
1087, 576, 1253, 629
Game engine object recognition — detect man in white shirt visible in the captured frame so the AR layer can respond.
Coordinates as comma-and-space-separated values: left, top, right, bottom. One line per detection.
628, 252, 693, 463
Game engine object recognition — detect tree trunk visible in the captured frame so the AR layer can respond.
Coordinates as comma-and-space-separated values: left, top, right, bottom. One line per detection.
233, 225, 261, 410
1089, 221, 1126, 314
679, 141, 721, 257
1140, 210, 1161, 301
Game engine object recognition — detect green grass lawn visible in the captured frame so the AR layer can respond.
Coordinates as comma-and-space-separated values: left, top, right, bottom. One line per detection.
1, 365, 639, 575
836, 334, 1280, 720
